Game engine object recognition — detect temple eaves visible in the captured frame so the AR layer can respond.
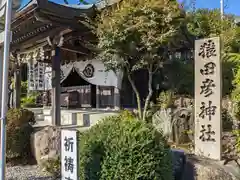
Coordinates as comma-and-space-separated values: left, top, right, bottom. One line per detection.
10, 0, 99, 63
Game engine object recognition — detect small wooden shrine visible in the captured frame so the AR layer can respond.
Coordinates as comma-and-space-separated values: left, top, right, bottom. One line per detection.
10, 0, 124, 125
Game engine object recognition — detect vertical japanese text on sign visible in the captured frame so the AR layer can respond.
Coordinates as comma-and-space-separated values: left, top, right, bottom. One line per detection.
61, 130, 78, 180
198, 39, 217, 59
194, 37, 222, 160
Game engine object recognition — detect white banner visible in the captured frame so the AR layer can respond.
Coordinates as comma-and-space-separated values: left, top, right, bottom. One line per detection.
44, 66, 52, 90
73, 60, 123, 89
61, 63, 73, 82
29, 60, 123, 91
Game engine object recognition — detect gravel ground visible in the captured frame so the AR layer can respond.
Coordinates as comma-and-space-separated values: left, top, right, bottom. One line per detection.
6, 165, 56, 180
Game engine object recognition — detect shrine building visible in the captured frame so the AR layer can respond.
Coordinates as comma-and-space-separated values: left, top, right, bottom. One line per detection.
9, 0, 143, 126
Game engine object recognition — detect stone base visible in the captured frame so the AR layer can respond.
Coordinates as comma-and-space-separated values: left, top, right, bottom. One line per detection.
182, 155, 240, 180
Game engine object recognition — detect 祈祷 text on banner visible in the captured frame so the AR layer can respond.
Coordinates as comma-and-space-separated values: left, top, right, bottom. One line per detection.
194, 37, 222, 160
61, 129, 78, 180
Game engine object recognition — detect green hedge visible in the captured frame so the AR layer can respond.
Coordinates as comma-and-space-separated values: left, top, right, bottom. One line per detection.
79, 115, 173, 180
6, 108, 35, 160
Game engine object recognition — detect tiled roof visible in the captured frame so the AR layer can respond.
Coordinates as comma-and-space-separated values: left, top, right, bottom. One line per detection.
18, 0, 121, 11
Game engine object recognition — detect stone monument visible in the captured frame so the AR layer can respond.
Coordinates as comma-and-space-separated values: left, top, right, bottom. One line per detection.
194, 37, 222, 160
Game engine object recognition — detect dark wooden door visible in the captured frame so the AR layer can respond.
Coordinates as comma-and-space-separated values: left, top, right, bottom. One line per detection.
79, 85, 92, 107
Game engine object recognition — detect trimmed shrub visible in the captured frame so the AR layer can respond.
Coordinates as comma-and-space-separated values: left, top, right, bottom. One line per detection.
119, 109, 136, 120
42, 156, 61, 178
6, 108, 35, 160
79, 115, 173, 180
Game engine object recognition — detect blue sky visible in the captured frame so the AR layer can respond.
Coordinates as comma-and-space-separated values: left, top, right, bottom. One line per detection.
180, 0, 240, 16
21, 0, 240, 16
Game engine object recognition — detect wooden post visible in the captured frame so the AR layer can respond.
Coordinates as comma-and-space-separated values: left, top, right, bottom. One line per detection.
51, 46, 61, 126
11, 52, 21, 109
96, 85, 100, 109
114, 87, 120, 110
13, 62, 21, 108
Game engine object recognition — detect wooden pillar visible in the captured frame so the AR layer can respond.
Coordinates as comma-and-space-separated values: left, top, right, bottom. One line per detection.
51, 46, 61, 126
96, 85, 100, 109
114, 87, 120, 110
13, 62, 21, 108
11, 52, 21, 109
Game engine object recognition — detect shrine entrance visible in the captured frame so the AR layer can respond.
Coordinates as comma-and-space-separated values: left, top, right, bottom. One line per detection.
61, 68, 96, 108
61, 69, 89, 87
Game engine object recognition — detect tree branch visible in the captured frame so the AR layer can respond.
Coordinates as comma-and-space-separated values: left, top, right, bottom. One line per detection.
127, 74, 142, 119
143, 63, 153, 121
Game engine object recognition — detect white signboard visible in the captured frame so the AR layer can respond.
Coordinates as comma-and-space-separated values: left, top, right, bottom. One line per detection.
61, 129, 78, 180
194, 37, 222, 160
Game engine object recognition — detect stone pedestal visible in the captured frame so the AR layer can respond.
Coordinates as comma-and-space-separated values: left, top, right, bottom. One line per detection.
30, 126, 61, 165
182, 155, 239, 180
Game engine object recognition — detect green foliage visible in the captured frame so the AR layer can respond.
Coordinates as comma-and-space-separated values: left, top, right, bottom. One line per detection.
229, 53, 240, 116
222, 57, 237, 96
231, 55, 240, 88
11, 80, 28, 97
187, 9, 232, 37
10, 79, 39, 107
157, 90, 175, 109
21, 92, 39, 108
119, 109, 136, 120
161, 59, 194, 96
97, 0, 185, 72
187, 9, 240, 52
232, 130, 240, 153
6, 108, 35, 160
42, 156, 61, 178
222, 108, 233, 132
19, 81, 39, 107
96, 0, 186, 120
21, 81, 28, 98
79, 115, 173, 180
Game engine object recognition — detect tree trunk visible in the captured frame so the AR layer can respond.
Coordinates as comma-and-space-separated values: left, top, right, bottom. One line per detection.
127, 74, 142, 119
143, 65, 153, 121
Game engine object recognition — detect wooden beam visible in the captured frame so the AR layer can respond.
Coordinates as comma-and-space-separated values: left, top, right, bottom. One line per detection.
35, 11, 92, 32
11, 27, 64, 48
61, 44, 95, 55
